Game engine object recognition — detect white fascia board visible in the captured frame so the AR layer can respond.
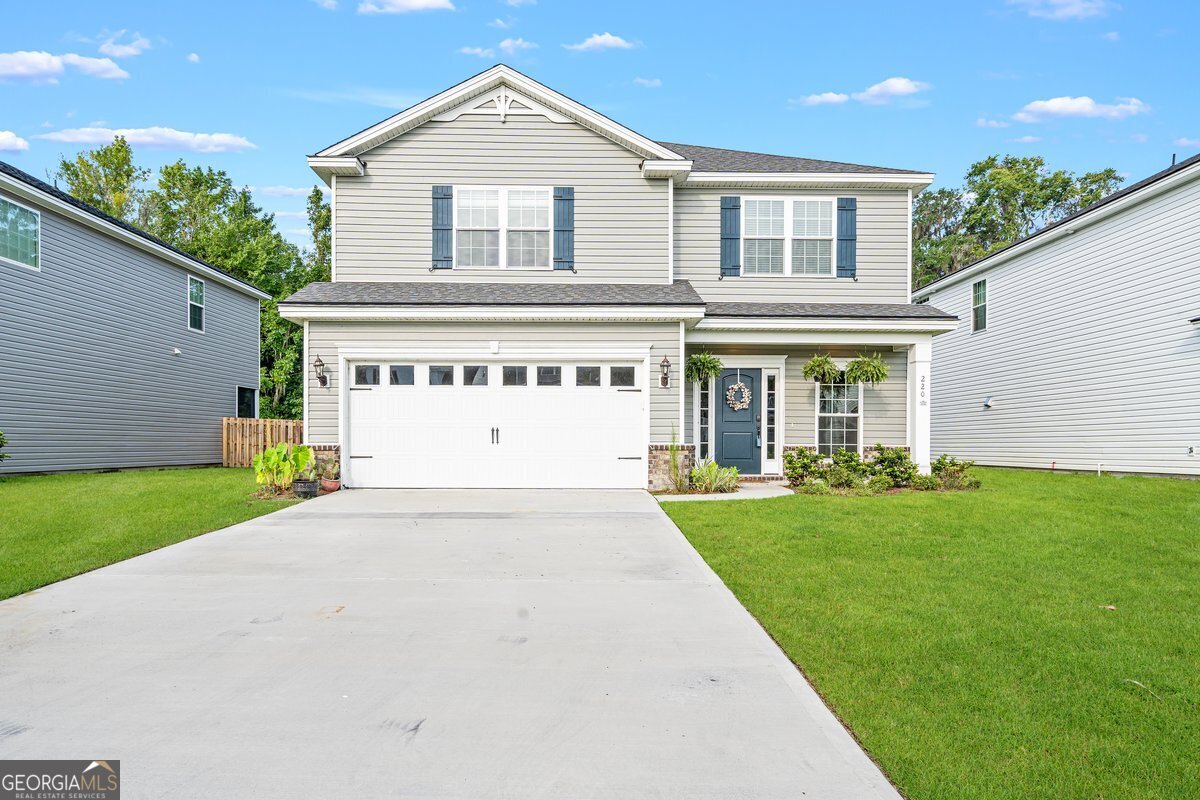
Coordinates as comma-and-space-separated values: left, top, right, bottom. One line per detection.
338, 345, 653, 360
642, 160, 693, 179
683, 172, 935, 191
693, 316, 958, 334
914, 159, 1200, 299
0, 172, 270, 301
307, 156, 366, 186
688, 330, 941, 346
313, 65, 685, 163
278, 304, 707, 323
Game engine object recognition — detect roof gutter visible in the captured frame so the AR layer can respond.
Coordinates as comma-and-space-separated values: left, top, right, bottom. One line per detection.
682, 171, 935, 191
278, 304, 708, 323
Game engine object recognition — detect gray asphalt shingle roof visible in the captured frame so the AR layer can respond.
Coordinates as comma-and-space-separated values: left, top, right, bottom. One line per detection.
280, 281, 706, 306
0, 159, 266, 298
705, 302, 956, 320
658, 142, 928, 175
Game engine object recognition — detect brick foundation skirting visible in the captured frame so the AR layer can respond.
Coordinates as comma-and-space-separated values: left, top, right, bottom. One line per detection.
647, 444, 695, 492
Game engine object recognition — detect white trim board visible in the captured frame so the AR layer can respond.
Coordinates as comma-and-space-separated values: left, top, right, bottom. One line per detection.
279, 305, 707, 323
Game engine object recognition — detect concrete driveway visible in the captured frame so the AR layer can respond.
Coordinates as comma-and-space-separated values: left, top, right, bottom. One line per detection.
0, 489, 898, 799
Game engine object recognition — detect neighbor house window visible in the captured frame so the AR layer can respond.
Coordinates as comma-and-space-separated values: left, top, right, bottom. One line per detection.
972, 280, 987, 332
0, 196, 40, 270
740, 197, 836, 277
455, 187, 551, 269
188, 276, 204, 332
236, 387, 257, 418
817, 374, 861, 456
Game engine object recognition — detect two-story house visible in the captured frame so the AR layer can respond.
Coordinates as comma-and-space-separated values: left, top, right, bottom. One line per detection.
279, 66, 956, 489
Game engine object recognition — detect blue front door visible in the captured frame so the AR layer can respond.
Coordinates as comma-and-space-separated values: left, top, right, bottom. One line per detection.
714, 368, 761, 474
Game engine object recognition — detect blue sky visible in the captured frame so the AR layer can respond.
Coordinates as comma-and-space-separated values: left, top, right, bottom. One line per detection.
2, 0, 1197, 246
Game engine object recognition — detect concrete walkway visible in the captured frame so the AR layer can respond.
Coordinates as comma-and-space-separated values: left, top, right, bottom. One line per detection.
0, 489, 898, 799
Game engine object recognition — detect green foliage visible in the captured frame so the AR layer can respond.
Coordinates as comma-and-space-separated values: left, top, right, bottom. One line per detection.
253, 442, 314, 491
872, 443, 918, 486
689, 459, 740, 493
913, 155, 1123, 288
866, 474, 895, 494
798, 479, 832, 495
783, 448, 825, 488
825, 464, 863, 490
54, 135, 149, 222
933, 454, 981, 490
57, 138, 333, 420
667, 428, 689, 493
910, 473, 941, 491
0, 429, 9, 462
802, 354, 841, 384
844, 353, 889, 386
685, 352, 724, 384
831, 448, 872, 478
321, 460, 340, 480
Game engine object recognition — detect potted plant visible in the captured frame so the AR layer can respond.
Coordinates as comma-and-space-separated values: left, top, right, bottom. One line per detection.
802, 353, 841, 384
844, 353, 890, 385
685, 352, 724, 384
253, 442, 316, 497
293, 464, 319, 499
320, 460, 341, 493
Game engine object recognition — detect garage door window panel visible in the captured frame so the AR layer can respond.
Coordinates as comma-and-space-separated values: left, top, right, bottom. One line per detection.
389, 365, 414, 386
354, 364, 380, 386
537, 366, 561, 387
503, 366, 527, 386
464, 365, 489, 386
610, 366, 636, 387
429, 366, 454, 386
576, 366, 601, 387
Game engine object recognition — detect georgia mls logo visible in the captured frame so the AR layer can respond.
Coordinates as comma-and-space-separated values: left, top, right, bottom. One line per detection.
0, 759, 120, 799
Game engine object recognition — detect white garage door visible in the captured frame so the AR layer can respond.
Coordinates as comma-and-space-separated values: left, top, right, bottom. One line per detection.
345, 360, 647, 489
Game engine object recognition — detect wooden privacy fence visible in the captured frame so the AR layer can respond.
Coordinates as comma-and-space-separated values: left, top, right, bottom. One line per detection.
222, 417, 303, 467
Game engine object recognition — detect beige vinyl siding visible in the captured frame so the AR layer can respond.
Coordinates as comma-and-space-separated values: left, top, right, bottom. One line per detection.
919, 172, 1200, 475
334, 115, 669, 283
675, 188, 911, 303
306, 320, 681, 444
683, 345, 908, 450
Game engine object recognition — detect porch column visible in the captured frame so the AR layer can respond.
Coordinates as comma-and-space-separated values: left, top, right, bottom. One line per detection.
907, 337, 933, 474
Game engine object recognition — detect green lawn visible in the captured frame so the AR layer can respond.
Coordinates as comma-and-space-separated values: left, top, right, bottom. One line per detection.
663, 468, 1200, 800
0, 468, 295, 600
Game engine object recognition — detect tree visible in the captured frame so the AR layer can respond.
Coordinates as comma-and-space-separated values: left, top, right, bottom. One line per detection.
53, 136, 149, 222
913, 154, 1123, 288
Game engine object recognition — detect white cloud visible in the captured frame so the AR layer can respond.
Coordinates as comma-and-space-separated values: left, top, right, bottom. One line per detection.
498, 37, 536, 54
563, 32, 635, 52
288, 86, 418, 108
1013, 95, 1148, 122
314, 0, 338, 7
98, 31, 151, 58
1010, 135, 1042, 143
1103, 31, 1120, 40
488, 17, 513, 28
976, 116, 1011, 128
504, 0, 535, 6
1008, 0, 1115, 20
358, 0, 454, 12
633, 77, 662, 88
36, 126, 256, 153
460, 46, 495, 57
852, 76, 931, 105
791, 92, 849, 106
256, 185, 330, 198
187, 52, 201, 63
0, 131, 30, 152
1173, 137, 1200, 148
0, 51, 129, 83
272, 210, 308, 219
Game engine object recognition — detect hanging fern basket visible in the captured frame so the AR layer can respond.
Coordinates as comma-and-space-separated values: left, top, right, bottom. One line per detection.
802, 354, 842, 384
685, 352, 725, 384
844, 353, 890, 385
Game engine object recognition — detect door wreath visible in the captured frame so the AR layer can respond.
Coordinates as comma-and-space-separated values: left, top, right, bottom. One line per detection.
725, 381, 752, 411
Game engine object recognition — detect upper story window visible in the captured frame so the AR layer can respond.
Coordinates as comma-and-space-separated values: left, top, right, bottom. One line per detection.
188, 276, 205, 332
454, 186, 551, 269
972, 279, 987, 332
0, 195, 41, 271
742, 197, 835, 277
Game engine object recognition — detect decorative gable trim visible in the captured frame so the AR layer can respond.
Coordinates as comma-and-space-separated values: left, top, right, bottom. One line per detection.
432, 85, 572, 125
311, 64, 685, 165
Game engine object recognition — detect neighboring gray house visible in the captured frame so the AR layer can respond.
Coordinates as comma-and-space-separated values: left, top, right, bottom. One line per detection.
280, 65, 956, 490
914, 153, 1200, 476
0, 160, 268, 474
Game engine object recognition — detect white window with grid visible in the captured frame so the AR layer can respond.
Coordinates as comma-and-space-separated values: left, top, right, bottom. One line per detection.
816, 374, 862, 456
454, 187, 552, 269
0, 195, 40, 271
739, 196, 837, 277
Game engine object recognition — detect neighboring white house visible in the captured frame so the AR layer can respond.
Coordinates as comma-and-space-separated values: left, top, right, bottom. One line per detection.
914, 153, 1200, 476
280, 65, 957, 490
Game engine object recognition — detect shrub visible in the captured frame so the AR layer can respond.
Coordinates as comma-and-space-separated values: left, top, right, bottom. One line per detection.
0, 429, 9, 462
825, 464, 863, 490
831, 448, 872, 478
799, 478, 832, 495
911, 473, 941, 491
689, 459, 740, 493
866, 474, 895, 494
253, 442, 314, 493
783, 448, 825, 487
933, 454, 981, 490
872, 443, 918, 486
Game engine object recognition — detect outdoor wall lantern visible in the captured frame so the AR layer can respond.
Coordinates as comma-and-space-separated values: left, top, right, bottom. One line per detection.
313, 355, 328, 388
659, 356, 671, 389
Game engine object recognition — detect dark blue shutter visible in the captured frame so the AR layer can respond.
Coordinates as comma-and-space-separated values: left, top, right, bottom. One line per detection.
836, 197, 857, 278
553, 187, 574, 271
720, 196, 741, 277
431, 185, 453, 269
